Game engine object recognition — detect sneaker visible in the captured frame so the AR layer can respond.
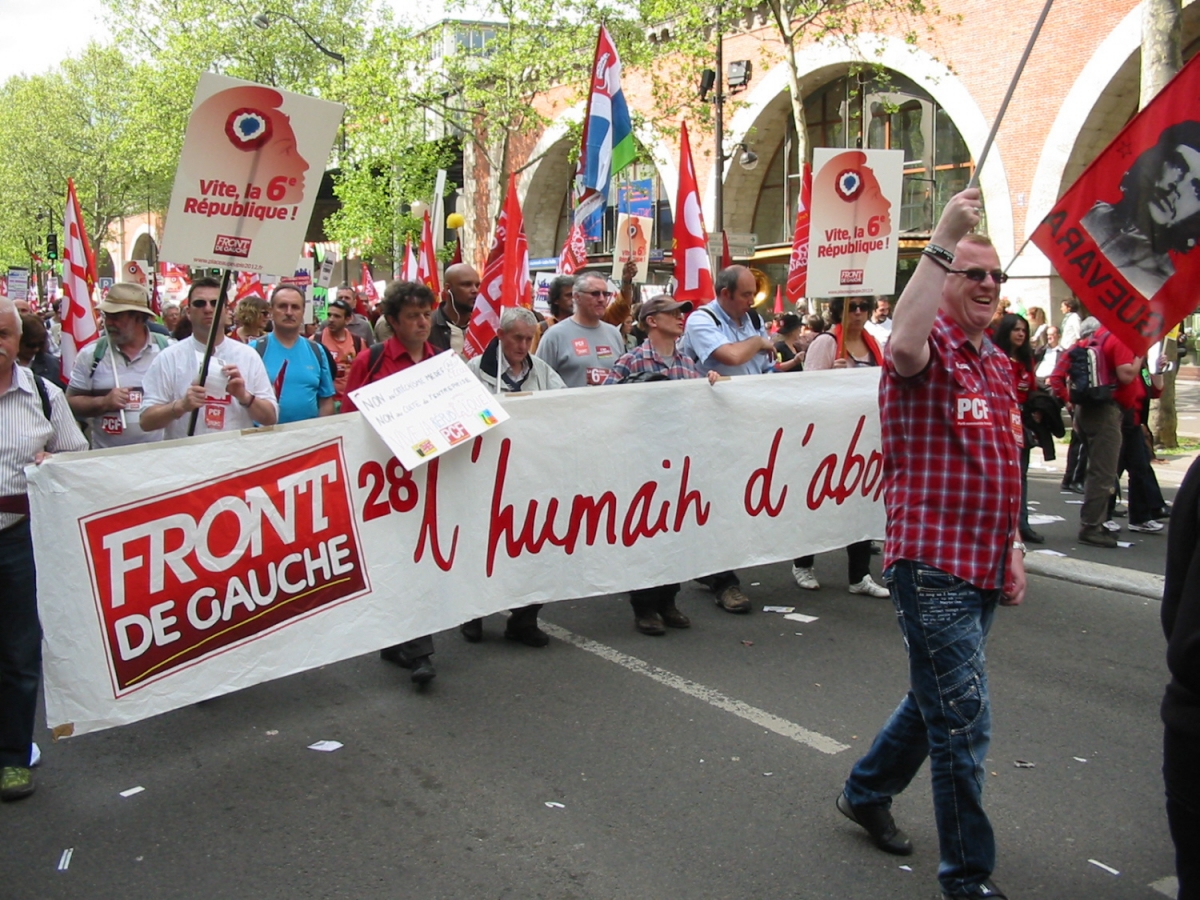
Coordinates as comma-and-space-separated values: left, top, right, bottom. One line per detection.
941, 878, 1008, 899
716, 585, 752, 613
0, 766, 35, 801
848, 575, 890, 598
1102, 519, 1121, 533
1079, 525, 1118, 548
835, 792, 912, 855
791, 565, 820, 590
1129, 519, 1165, 534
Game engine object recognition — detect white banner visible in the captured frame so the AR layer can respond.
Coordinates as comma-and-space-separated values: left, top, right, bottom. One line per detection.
29, 369, 885, 737
807, 148, 904, 298
159, 73, 344, 276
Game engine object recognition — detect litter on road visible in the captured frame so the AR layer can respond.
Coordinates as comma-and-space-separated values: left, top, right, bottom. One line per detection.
544, 801, 565, 809
56, 849, 73, 872
784, 613, 819, 623
119, 786, 144, 798
1088, 859, 1120, 876
307, 740, 343, 752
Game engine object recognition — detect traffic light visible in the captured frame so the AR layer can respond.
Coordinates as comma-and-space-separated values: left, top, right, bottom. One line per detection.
46, 233, 58, 261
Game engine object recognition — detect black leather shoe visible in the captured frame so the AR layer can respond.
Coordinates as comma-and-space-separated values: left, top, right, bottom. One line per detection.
941, 877, 1007, 899
1020, 529, 1045, 544
635, 613, 666, 635
409, 657, 436, 686
836, 792, 913, 856
660, 605, 691, 628
380, 646, 410, 667
460, 618, 483, 643
504, 624, 550, 647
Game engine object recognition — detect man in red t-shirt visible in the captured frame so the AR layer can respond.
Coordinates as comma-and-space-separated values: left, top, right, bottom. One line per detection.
837, 190, 1024, 900
319, 298, 365, 406
343, 281, 440, 687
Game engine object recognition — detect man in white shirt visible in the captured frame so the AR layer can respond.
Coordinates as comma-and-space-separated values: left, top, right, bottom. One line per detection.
140, 277, 278, 440
864, 296, 894, 344
67, 282, 168, 448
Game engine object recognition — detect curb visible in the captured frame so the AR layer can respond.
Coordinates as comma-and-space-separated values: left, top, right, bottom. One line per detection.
1024, 554, 1164, 601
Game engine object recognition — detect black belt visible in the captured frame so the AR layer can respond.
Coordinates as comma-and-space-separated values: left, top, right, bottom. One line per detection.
0, 494, 30, 517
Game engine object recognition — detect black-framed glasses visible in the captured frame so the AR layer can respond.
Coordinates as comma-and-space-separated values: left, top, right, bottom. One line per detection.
847, 301, 872, 312
576, 289, 615, 300
948, 268, 1008, 284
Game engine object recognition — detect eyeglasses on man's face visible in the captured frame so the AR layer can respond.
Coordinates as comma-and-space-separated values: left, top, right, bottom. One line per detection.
575, 289, 615, 300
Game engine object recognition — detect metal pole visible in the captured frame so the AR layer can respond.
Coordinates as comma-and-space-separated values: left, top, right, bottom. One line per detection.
713, 5, 724, 237
186, 268, 235, 437
967, 0, 1056, 189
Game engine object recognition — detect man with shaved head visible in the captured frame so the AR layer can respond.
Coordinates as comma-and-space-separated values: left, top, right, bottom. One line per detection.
429, 263, 481, 358
0, 298, 87, 800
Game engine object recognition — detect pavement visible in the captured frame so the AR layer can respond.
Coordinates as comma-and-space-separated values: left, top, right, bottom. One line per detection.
5, 399, 1197, 899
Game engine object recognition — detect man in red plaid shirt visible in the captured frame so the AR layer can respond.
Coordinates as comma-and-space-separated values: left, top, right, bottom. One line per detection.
836, 189, 1025, 900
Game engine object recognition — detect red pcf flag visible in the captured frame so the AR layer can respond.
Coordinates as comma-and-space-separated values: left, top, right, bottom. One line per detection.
466, 174, 530, 359
786, 163, 812, 303
1031, 53, 1200, 355
417, 210, 441, 296
359, 263, 379, 307
401, 238, 419, 281
672, 122, 714, 305
61, 178, 100, 382
557, 221, 588, 275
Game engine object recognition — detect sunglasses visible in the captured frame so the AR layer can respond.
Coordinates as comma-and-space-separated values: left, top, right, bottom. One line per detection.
189, 298, 221, 309
948, 267, 1009, 284
847, 301, 872, 313
576, 289, 615, 300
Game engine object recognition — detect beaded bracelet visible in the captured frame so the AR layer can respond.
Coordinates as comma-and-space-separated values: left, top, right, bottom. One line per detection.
922, 243, 955, 267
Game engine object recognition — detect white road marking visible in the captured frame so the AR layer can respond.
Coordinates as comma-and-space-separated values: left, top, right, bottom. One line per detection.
540, 623, 850, 755
1150, 876, 1179, 898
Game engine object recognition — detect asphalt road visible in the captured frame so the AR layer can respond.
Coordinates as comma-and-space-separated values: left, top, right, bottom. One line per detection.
3, 541, 1180, 898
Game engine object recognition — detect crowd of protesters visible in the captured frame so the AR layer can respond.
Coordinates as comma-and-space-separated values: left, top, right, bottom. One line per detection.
2, 187, 1197, 899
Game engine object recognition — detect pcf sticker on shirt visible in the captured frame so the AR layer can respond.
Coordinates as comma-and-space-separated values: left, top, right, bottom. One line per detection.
954, 393, 992, 427
1010, 406, 1024, 448
595, 344, 614, 358
572, 338, 590, 357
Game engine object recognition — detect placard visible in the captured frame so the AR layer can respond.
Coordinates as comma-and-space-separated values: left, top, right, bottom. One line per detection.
807, 148, 903, 298
611, 213, 651, 282
159, 73, 344, 276
349, 350, 510, 469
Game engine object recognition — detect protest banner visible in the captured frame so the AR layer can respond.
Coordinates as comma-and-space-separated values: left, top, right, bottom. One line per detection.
123, 260, 150, 285
1030, 53, 1200, 355
8, 266, 29, 298
611, 213, 651, 282
29, 369, 885, 737
159, 73, 343, 276
806, 148, 903, 298
350, 350, 510, 470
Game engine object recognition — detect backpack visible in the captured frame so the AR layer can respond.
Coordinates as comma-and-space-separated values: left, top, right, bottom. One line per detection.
89, 332, 170, 377
1064, 332, 1115, 406
254, 335, 326, 371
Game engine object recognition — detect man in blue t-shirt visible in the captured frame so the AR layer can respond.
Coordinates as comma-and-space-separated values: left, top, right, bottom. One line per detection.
256, 286, 334, 424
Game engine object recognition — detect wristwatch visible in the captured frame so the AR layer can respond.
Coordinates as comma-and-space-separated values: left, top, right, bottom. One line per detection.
1012, 540, 1027, 556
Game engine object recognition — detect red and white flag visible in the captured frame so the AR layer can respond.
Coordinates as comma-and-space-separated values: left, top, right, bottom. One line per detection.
60, 178, 99, 383
557, 221, 589, 275
400, 238, 419, 281
235, 271, 266, 303
359, 263, 379, 307
786, 163, 812, 303
417, 211, 441, 295
466, 174, 530, 359
672, 122, 714, 305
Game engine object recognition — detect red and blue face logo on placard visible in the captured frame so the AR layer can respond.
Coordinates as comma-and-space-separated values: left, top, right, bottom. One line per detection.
225, 108, 274, 151
834, 168, 865, 202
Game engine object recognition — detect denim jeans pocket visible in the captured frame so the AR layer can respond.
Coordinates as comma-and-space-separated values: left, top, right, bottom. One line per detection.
945, 669, 985, 734
913, 567, 968, 595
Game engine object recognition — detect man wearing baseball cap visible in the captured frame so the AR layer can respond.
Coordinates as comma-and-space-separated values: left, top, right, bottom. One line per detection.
67, 282, 170, 448
605, 295, 720, 634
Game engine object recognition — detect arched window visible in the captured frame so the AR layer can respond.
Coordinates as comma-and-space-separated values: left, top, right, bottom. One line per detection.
753, 71, 974, 244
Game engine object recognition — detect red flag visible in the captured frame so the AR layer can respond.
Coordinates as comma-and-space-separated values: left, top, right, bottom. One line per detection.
235, 271, 266, 303
466, 174, 530, 359
721, 231, 733, 269
401, 238, 419, 281
557, 221, 589, 275
450, 240, 463, 266
1030, 54, 1200, 355
359, 263, 379, 307
672, 122, 714, 305
272, 359, 289, 400
61, 178, 99, 382
417, 211, 441, 295
773, 284, 783, 317
786, 163, 812, 303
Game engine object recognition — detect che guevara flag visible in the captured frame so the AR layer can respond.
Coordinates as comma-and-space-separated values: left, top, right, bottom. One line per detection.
1031, 53, 1200, 355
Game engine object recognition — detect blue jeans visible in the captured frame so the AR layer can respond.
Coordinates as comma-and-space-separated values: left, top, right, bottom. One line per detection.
0, 519, 41, 769
844, 560, 999, 895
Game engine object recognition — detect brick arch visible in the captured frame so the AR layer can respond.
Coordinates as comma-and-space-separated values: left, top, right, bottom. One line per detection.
714, 35, 1014, 259
518, 105, 680, 259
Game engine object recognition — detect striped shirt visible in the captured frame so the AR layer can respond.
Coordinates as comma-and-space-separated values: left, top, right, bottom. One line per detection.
881, 312, 1022, 590
603, 339, 702, 383
1, 363, 88, 531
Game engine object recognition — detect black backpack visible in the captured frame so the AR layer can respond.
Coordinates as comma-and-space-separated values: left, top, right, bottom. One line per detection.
1064, 332, 1115, 406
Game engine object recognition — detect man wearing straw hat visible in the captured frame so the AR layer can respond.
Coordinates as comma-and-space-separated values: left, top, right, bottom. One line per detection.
67, 282, 169, 448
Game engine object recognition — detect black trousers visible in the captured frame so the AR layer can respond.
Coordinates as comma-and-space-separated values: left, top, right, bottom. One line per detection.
1165, 725, 1200, 899
630, 584, 681, 616
794, 540, 872, 584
